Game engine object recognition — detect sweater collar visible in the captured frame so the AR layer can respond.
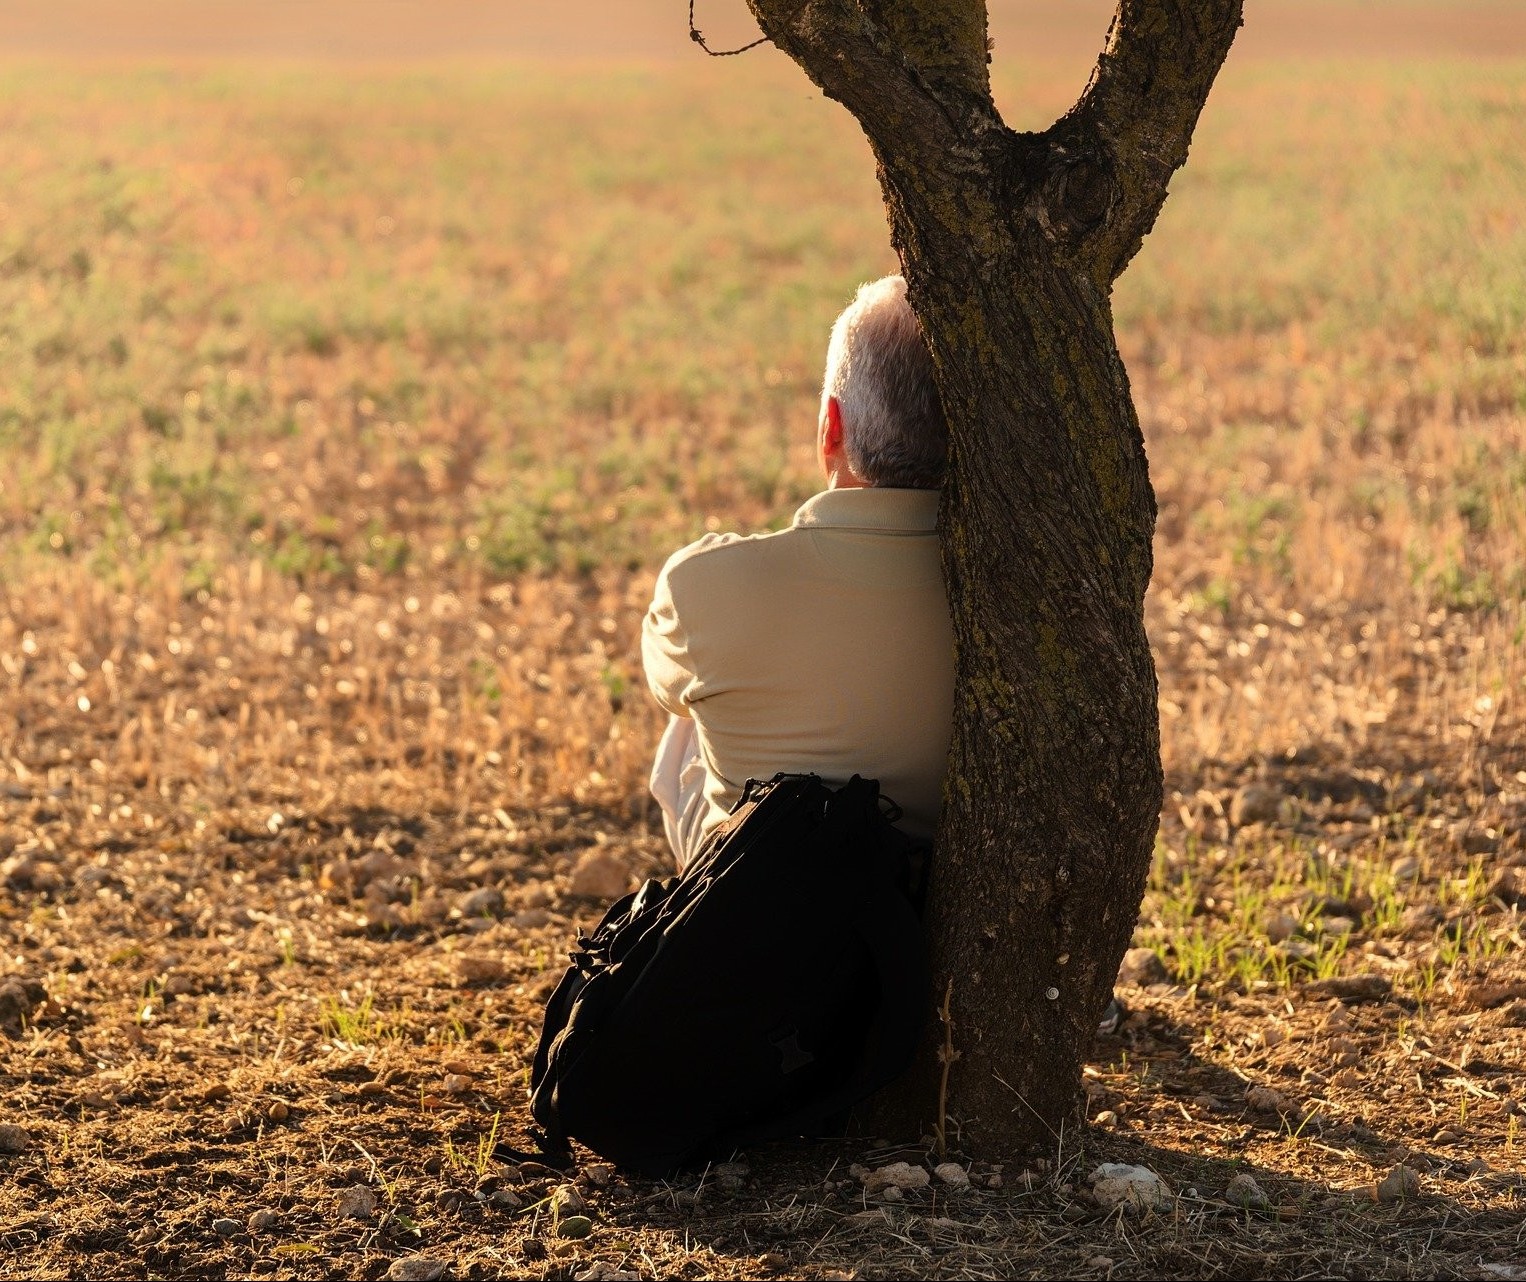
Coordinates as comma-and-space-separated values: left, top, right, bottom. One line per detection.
792, 487, 940, 533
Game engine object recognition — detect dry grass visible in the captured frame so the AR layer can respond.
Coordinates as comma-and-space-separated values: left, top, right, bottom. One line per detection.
0, 32, 1523, 1282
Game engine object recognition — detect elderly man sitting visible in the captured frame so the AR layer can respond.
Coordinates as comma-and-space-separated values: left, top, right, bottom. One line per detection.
642, 275, 1127, 1038
643, 275, 952, 868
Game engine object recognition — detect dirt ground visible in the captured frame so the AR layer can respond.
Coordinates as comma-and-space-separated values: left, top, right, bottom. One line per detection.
0, 561, 1522, 1280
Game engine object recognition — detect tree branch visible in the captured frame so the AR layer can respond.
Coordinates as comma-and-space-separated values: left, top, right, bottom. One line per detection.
1070, 0, 1244, 281
859, 0, 991, 107
744, 0, 997, 163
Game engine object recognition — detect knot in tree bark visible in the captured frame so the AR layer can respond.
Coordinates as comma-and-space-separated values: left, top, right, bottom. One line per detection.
1043, 151, 1118, 243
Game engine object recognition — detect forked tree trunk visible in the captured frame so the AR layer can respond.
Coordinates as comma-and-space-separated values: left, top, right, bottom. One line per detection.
741, 0, 1244, 1153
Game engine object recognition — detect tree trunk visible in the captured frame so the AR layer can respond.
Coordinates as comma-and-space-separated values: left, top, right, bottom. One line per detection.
742, 0, 1244, 1154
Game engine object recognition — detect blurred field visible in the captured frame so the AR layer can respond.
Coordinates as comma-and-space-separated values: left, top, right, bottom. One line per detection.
1, 10, 1525, 1281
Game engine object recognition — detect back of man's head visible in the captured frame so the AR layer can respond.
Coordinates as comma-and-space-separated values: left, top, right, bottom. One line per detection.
821, 276, 948, 490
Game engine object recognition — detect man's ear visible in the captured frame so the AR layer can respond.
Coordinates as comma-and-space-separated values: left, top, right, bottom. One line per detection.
823, 396, 844, 455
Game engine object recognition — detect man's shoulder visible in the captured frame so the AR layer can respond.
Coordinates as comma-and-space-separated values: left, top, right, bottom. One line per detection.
659, 523, 806, 590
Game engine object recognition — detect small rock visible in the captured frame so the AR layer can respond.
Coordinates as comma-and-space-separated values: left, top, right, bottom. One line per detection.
0, 1123, 30, 1154
452, 955, 508, 986
1489, 868, 1526, 908
336, 1185, 378, 1220
1455, 825, 1499, 856
435, 1189, 468, 1213
1230, 783, 1284, 827
1093, 1109, 1119, 1128
1375, 1165, 1421, 1202
442, 1074, 472, 1095
1319, 916, 1357, 937
1246, 1085, 1298, 1117
211, 1217, 239, 1237
568, 851, 630, 901
487, 1188, 522, 1210
574, 1265, 639, 1282
515, 1161, 560, 1179
1060, 1201, 1091, 1222
1305, 975, 1391, 1004
201, 1082, 232, 1103
1264, 911, 1300, 944
0, 978, 45, 1030
385, 1257, 450, 1282
933, 1161, 969, 1188
583, 1162, 616, 1187
1461, 979, 1526, 1010
551, 1183, 586, 1214
1117, 947, 1168, 987
266, 1100, 290, 1122
1401, 904, 1445, 935
862, 1161, 930, 1195
878, 1184, 904, 1202
1280, 937, 1317, 961
162, 973, 196, 998
1433, 1128, 1461, 1145
458, 887, 505, 919
247, 1208, 279, 1233
1225, 1172, 1269, 1209
1391, 773, 1438, 811
511, 909, 551, 929
1390, 855, 1421, 880
556, 1214, 594, 1240
1090, 1163, 1171, 1213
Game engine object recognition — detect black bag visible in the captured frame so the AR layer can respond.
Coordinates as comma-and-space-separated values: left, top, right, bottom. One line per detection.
527, 773, 930, 1175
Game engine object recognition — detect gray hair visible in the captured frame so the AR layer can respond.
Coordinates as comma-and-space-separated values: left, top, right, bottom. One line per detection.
820, 275, 947, 490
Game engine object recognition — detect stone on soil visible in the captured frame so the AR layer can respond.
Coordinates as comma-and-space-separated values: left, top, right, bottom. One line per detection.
1117, 946, 1168, 987
551, 1183, 586, 1214
0, 1123, 30, 1154
933, 1161, 969, 1188
1230, 783, 1284, 827
385, 1256, 450, 1282
457, 886, 504, 918
1305, 975, 1391, 1003
452, 954, 508, 985
1246, 1085, 1298, 1117
556, 1214, 594, 1239
1090, 1163, 1172, 1213
1375, 1165, 1421, 1202
862, 1162, 930, 1195
211, 1217, 239, 1237
574, 1264, 640, 1281
336, 1184, 378, 1220
1263, 910, 1300, 943
247, 1208, 279, 1232
568, 851, 630, 900
1225, 1172, 1269, 1209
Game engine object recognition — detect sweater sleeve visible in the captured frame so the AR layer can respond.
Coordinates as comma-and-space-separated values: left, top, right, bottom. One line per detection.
641, 552, 699, 717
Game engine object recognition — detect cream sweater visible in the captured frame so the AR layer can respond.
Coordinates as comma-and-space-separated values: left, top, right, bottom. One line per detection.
642, 487, 954, 850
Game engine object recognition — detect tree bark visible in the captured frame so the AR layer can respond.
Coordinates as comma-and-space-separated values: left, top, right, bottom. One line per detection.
741, 0, 1244, 1154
